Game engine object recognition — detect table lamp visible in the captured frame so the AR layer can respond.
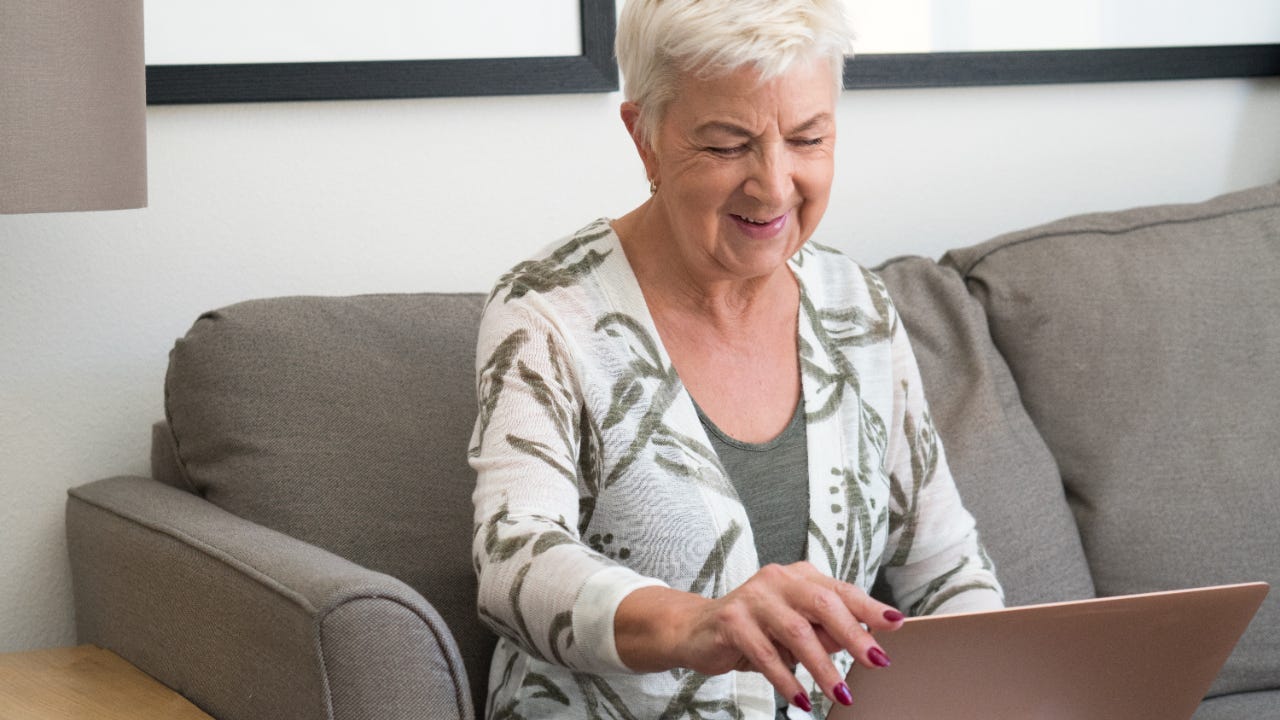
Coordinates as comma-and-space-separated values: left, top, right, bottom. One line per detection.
1, 0, 147, 214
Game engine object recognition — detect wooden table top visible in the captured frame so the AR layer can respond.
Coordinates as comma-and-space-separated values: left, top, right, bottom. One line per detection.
0, 645, 214, 720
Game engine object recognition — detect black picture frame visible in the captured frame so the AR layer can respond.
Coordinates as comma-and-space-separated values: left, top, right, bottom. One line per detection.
145, 1, 1279, 105
845, 44, 1280, 89
145, 0, 618, 104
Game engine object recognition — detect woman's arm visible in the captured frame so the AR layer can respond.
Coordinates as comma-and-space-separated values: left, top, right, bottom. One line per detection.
879, 311, 1005, 615
470, 298, 665, 672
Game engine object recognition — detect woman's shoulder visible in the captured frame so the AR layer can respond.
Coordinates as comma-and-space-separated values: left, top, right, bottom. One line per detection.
477, 218, 637, 352
484, 218, 620, 308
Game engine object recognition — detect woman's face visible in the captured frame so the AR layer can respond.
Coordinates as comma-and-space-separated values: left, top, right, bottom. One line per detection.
629, 56, 837, 284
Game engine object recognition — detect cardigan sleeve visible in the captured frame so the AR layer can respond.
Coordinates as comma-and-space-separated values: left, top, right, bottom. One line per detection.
878, 310, 1005, 616
469, 294, 666, 673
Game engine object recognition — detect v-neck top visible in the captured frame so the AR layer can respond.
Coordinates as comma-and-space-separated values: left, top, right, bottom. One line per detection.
694, 398, 810, 569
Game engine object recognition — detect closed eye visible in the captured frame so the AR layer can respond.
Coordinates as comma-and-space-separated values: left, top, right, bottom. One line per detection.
707, 145, 749, 156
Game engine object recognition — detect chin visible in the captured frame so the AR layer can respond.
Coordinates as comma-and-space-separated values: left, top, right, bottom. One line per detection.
717, 241, 802, 279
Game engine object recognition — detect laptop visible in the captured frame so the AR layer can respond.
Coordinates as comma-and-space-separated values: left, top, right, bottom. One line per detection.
828, 582, 1269, 720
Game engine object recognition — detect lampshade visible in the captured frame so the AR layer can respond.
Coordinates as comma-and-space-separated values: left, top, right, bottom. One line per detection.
1, 0, 147, 214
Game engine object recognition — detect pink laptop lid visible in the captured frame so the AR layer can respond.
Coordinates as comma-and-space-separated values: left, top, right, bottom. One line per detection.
829, 582, 1268, 720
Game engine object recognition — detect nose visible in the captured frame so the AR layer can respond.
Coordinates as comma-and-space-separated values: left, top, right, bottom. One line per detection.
743, 141, 793, 208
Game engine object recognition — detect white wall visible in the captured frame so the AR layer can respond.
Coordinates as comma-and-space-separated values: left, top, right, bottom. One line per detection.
2, 75, 1279, 652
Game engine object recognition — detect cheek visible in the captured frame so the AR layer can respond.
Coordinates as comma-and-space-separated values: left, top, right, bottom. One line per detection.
798, 159, 835, 206
678, 164, 741, 210
806, 152, 836, 188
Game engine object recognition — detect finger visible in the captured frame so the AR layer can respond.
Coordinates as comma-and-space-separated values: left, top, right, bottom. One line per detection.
813, 625, 843, 655
811, 620, 893, 672
753, 565, 849, 683
778, 645, 798, 668
733, 644, 797, 674
784, 564, 898, 626
818, 575, 905, 631
730, 619, 812, 711
763, 606, 854, 708
828, 583, 902, 669
785, 568, 900, 669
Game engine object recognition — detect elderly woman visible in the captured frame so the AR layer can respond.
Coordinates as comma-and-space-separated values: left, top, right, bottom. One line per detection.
469, 1, 1003, 718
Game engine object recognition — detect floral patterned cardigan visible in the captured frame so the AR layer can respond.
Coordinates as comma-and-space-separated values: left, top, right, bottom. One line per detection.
469, 219, 1003, 720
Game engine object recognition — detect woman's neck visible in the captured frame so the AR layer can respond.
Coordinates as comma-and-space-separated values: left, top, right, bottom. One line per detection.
611, 204, 798, 334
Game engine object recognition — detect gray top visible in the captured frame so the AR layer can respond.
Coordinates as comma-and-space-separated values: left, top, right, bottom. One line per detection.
695, 399, 810, 568
695, 399, 809, 718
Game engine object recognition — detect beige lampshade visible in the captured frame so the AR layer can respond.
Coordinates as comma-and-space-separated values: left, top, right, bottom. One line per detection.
1, 0, 147, 214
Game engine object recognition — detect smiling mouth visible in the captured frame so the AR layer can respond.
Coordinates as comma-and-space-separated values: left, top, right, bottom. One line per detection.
733, 213, 781, 225
729, 212, 789, 238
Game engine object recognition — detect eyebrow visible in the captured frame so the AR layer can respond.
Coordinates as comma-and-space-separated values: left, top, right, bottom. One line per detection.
694, 113, 834, 138
694, 121, 755, 139
790, 113, 834, 135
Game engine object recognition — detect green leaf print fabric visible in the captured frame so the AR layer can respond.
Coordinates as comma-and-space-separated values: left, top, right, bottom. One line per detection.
470, 219, 1003, 720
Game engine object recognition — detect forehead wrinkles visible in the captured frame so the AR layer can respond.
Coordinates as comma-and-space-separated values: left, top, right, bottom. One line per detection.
692, 112, 833, 142
672, 65, 833, 135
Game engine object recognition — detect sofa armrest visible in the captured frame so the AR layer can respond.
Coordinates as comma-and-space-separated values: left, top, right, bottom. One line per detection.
66, 476, 475, 720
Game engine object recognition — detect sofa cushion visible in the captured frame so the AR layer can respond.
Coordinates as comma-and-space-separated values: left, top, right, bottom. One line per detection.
876, 257, 1095, 607
944, 182, 1280, 697
164, 292, 494, 711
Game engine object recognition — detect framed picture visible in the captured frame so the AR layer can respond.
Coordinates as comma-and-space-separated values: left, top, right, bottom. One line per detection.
145, 0, 1280, 104
145, 0, 617, 104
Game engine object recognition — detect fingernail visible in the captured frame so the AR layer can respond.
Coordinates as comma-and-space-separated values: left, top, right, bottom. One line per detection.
883, 609, 905, 623
868, 646, 892, 668
833, 682, 853, 706
792, 692, 813, 712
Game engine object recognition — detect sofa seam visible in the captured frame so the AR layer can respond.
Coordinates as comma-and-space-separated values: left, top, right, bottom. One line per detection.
161, 418, 201, 494
311, 614, 338, 720
161, 368, 202, 496
958, 200, 1280, 277
68, 487, 320, 614
315, 595, 471, 720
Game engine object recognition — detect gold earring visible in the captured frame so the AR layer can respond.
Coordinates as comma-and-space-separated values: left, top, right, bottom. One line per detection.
649, 178, 658, 195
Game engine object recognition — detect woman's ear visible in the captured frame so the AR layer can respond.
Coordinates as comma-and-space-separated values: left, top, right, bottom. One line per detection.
620, 101, 658, 183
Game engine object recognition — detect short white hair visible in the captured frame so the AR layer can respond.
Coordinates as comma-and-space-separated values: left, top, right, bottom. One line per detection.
616, 0, 854, 147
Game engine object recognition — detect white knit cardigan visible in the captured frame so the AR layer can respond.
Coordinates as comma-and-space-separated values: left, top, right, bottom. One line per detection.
469, 219, 1003, 720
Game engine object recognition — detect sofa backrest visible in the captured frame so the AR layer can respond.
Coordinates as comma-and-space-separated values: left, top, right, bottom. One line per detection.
162, 291, 495, 712
943, 182, 1280, 698
876, 258, 1097, 607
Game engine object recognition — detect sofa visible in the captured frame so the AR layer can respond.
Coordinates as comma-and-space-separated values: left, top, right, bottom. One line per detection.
66, 182, 1280, 719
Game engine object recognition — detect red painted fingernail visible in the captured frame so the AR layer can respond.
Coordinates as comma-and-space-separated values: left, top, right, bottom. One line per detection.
792, 692, 813, 712
833, 682, 853, 706
868, 646, 892, 668
884, 609, 905, 623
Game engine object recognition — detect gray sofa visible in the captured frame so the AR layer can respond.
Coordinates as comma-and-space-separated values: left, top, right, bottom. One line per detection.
66, 182, 1280, 719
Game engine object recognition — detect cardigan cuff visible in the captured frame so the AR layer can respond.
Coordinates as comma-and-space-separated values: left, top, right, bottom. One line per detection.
573, 567, 669, 673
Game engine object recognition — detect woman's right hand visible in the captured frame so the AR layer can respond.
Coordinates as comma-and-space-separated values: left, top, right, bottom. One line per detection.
615, 561, 904, 711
